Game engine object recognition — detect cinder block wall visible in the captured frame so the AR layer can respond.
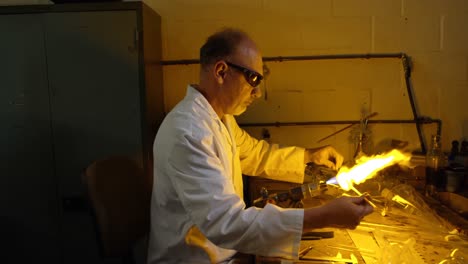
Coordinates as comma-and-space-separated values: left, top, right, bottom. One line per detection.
147, 0, 468, 162
5, 0, 466, 161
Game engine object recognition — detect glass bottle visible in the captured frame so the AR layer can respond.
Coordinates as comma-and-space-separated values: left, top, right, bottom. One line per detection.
425, 135, 443, 196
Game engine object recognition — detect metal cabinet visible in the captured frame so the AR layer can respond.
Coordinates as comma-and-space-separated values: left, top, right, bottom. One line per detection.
0, 13, 60, 264
0, 2, 163, 263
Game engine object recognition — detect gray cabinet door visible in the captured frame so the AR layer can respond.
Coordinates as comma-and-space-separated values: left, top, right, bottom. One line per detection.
44, 11, 142, 263
0, 14, 60, 264
45, 10, 142, 197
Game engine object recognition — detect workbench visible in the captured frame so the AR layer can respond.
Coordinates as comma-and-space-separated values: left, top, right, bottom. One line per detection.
253, 178, 468, 263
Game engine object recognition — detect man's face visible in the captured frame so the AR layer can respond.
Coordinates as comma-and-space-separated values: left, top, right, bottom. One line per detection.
222, 40, 263, 116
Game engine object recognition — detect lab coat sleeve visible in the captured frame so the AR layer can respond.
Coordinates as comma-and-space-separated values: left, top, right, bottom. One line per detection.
167, 129, 303, 258
228, 116, 305, 183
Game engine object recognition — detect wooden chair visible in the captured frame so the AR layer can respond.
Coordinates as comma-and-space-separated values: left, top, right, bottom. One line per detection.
82, 156, 152, 263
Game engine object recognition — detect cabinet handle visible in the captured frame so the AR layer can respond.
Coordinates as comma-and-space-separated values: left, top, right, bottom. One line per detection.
128, 28, 139, 53
10, 101, 24, 106
50, 86, 56, 97
10, 92, 25, 105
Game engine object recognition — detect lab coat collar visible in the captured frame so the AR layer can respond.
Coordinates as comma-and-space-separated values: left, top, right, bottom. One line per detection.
187, 84, 219, 121
186, 85, 233, 147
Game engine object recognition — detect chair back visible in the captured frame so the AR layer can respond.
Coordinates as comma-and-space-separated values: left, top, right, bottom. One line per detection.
82, 156, 152, 258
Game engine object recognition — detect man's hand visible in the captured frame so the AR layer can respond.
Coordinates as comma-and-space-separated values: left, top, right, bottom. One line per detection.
305, 145, 343, 171
321, 196, 374, 229
303, 196, 374, 231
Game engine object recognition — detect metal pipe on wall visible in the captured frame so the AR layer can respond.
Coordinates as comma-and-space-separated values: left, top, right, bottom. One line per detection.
160, 53, 405, 65
160, 53, 434, 154
239, 118, 441, 154
238, 118, 441, 128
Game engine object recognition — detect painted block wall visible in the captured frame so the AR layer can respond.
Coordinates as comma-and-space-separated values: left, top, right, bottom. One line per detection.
4, 0, 467, 162
145, 0, 468, 163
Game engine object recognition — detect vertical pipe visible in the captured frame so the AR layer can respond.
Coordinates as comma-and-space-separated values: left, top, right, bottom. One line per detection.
402, 54, 427, 153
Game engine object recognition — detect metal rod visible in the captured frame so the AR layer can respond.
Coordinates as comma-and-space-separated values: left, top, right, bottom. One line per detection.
325, 245, 376, 254
316, 112, 378, 143
160, 53, 405, 65
299, 245, 314, 257
263, 53, 404, 62
161, 59, 199, 65
401, 54, 427, 153
239, 118, 441, 127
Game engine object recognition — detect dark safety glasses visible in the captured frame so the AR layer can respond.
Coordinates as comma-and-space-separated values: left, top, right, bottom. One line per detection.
225, 61, 264, 88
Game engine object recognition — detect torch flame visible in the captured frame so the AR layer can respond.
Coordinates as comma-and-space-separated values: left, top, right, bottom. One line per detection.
336, 149, 411, 191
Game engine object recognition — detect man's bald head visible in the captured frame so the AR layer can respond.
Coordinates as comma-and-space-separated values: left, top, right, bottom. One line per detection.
199, 28, 253, 70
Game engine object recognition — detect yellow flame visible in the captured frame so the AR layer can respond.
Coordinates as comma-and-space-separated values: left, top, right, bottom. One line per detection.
336, 149, 411, 191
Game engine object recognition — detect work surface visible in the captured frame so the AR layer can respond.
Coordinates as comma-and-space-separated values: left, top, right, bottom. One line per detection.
256, 181, 468, 263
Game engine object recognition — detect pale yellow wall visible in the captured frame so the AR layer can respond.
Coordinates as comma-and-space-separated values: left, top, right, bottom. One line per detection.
4, 0, 467, 162
144, 0, 468, 162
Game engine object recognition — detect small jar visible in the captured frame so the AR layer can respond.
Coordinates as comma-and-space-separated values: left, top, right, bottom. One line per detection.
445, 169, 465, 193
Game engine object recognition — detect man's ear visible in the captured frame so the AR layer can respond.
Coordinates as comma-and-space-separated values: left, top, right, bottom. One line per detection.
214, 61, 228, 84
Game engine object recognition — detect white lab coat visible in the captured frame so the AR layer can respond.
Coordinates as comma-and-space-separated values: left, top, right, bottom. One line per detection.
147, 85, 306, 264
